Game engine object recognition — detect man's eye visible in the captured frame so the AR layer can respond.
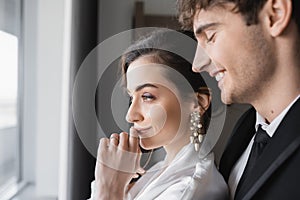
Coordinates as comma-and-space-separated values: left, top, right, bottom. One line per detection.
206, 32, 216, 43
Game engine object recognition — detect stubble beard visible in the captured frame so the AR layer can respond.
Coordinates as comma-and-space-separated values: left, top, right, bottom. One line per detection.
224, 25, 276, 105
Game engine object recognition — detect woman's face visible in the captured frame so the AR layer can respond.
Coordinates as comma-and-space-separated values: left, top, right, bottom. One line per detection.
125, 56, 193, 150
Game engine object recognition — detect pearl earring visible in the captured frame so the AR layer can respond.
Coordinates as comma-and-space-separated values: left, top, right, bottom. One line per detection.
190, 111, 204, 151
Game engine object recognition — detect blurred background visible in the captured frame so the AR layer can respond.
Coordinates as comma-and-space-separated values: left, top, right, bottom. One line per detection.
0, 0, 249, 199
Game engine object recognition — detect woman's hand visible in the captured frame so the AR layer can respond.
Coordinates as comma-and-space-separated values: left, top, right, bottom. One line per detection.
94, 127, 144, 200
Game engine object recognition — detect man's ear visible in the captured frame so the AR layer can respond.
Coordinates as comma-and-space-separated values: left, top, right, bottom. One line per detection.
193, 92, 211, 115
263, 0, 292, 37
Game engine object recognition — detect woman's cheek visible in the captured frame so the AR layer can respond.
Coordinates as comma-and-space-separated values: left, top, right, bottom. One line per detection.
147, 104, 167, 136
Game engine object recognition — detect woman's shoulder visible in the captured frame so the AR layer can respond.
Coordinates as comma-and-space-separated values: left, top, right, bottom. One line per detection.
190, 153, 229, 199
193, 152, 215, 179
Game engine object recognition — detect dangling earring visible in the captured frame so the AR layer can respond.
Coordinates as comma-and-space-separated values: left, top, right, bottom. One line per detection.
190, 111, 205, 151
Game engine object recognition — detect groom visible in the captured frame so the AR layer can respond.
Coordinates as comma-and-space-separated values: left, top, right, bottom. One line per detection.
177, 0, 300, 199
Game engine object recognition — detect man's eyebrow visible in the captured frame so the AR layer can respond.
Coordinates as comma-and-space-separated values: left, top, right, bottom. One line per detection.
127, 83, 158, 94
194, 23, 219, 35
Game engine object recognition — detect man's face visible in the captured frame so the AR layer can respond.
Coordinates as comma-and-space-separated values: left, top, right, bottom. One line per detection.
192, 4, 276, 105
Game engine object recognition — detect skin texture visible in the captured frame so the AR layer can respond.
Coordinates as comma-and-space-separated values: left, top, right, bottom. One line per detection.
95, 128, 141, 200
187, 0, 300, 199
94, 55, 211, 200
193, 4, 275, 105
192, 1, 300, 122
126, 57, 190, 152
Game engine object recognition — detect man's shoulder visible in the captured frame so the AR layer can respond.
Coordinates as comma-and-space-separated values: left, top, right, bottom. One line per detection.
231, 106, 256, 134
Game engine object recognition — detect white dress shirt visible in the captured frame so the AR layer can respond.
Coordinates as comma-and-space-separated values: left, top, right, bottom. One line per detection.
228, 95, 300, 199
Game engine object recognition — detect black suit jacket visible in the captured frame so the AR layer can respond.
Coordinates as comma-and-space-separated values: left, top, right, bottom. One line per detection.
219, 99, 300, 200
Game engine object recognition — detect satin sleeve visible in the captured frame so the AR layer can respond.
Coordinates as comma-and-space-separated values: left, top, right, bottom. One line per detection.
153, 158, 228, 200
87, 180, 131, 200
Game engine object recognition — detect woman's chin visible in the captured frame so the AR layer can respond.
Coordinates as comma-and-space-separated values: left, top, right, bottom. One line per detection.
139, 139, 157, 150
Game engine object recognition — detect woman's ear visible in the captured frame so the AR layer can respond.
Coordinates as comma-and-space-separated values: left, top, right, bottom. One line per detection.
193, 92, 211, 116
263, 0, 292, 37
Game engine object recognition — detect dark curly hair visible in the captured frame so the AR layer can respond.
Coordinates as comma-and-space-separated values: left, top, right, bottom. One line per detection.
177, 0, 300, 31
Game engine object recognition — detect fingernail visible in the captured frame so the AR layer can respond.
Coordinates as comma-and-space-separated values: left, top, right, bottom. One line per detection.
132, 174, 139, 178
137, 167, 145, 174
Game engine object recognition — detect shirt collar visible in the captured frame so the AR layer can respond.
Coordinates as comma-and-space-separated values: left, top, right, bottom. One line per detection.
255, 94, 300, 137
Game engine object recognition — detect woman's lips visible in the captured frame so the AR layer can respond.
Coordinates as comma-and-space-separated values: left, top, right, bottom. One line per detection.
135, 127, 154, 138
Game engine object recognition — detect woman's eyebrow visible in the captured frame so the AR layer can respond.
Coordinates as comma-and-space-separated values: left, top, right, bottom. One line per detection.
127, 83, 158, 94
135, 83, 158, 92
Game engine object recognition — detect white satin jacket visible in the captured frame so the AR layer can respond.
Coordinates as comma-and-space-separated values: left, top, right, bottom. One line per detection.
89, 143, 228, 200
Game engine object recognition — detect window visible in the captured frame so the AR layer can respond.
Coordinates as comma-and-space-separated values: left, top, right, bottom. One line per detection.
0, 0, 22, 197
0, 30, 19, 186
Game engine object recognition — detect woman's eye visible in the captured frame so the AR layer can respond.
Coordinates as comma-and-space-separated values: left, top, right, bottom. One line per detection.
142, 93, 155, 102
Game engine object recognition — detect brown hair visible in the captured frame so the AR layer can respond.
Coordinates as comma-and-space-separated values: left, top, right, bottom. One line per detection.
177, 0, 300, 31
120, 30, 211, 133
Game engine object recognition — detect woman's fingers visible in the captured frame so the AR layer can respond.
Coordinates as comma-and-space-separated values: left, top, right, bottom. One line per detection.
109, 133, 119, 146
96, 138, 109, 172
129, 127, 139, 152
105, 129, 140, 154
97, 130, 142, 175
99, 138, 109, 154
119, 132, 129, 150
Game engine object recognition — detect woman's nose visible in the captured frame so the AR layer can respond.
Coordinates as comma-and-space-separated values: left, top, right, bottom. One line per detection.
192, 44, 212, 73
125, 100, 144, 123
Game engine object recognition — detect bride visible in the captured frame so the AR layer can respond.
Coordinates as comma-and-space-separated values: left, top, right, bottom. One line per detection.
89, 30, 228, 200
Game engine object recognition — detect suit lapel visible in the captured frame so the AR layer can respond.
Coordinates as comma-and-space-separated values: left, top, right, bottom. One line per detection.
219, 107, 256, 182
235, 99, 300, 200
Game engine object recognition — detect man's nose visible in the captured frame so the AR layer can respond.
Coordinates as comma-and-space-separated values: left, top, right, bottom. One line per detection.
192, 44, 212, 73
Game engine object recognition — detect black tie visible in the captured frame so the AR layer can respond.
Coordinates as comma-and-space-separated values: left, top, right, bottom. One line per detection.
235, 125, 271, 194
